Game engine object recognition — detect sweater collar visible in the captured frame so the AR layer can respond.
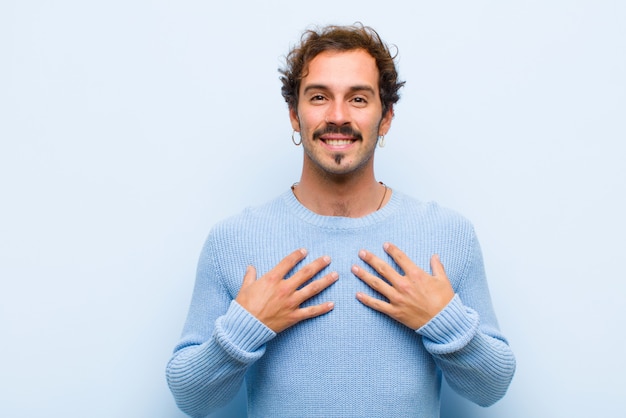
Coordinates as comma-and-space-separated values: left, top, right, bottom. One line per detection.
281, 187, 402, 229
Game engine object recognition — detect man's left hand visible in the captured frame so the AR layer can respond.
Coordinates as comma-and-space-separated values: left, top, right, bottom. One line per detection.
353, 242, 454, 330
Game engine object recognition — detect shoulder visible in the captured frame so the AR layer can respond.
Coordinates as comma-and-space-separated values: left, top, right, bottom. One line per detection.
394, 191, 475, 232
205, 193, 288, 242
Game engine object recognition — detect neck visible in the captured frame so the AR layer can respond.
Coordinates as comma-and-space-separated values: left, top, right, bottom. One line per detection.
292, 173, 389, 218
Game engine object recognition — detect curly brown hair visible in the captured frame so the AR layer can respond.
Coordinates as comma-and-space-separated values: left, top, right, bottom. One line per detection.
279, 23, 405, 118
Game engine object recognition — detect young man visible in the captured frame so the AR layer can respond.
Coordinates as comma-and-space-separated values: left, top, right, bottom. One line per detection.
167, 24, 515, 418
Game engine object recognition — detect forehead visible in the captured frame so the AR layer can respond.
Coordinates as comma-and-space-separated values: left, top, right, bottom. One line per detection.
301, 49, 379, 91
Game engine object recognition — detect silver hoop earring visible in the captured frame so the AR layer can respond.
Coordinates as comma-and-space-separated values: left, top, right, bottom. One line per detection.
378, 135, 386, 148
292, 130, 302, 146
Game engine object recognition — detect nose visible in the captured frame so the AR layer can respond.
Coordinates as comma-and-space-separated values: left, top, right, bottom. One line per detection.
325, 101, 350, 125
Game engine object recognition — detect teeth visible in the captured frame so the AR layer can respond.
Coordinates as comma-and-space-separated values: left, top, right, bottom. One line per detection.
325, 139, 352, 146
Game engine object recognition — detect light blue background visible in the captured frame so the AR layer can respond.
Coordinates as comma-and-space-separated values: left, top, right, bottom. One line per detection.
1, 1, 624, 417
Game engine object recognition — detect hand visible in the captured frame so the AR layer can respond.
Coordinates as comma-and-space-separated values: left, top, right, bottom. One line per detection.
235, 248, 338, 333
353, 242, 454, 330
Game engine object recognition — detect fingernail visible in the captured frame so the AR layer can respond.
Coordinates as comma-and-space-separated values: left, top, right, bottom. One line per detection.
383, 242, 390, 250
331, 272, 339, 280
358, 250, 366, 258
327, 302, 335, 309
352, 265, 359, 273
323, 255, 331, 263
300, 248, 307, 255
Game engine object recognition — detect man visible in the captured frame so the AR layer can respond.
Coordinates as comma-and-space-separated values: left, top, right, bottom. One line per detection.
167, 23, 515, 418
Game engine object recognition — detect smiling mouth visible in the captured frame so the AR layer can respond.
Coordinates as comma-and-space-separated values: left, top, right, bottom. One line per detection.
323, 138, 354, 146
313, 125, 362, 144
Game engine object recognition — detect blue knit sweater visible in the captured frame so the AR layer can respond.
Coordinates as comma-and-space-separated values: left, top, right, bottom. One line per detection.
166, 189, 515, 417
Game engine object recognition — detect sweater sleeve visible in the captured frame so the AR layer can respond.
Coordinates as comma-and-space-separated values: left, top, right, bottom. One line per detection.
417, 230, 516, 407
165, 234, 276, 418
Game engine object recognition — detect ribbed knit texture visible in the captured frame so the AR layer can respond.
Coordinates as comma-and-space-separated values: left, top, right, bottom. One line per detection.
166, 190, 515, 418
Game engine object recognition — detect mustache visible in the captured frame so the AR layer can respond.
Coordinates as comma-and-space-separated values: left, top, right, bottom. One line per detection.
312, 125, 363, 141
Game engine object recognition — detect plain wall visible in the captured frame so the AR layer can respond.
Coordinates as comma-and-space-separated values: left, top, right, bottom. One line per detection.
1, 1, 624, 417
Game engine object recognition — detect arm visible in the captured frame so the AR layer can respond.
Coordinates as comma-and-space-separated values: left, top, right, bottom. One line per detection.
166, 300, 274, 417
166, 235, 272, 418
354, 240, 515, 406
418, 235, 515, 406
166, 240, 337, 417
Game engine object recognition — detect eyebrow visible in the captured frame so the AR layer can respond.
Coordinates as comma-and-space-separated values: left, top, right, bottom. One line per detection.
302, 84, 377, 96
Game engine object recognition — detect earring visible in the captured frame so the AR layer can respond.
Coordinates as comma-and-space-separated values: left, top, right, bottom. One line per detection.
292, 130, 302, 146
378, 135, 386, 148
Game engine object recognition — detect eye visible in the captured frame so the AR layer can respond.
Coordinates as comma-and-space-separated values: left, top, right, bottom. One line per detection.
310, 94, 326, 102
351, 96, 368, 107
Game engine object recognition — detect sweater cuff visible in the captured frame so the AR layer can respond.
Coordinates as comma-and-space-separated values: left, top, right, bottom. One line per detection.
417, 294, 479, 355
214, 300, 276, 362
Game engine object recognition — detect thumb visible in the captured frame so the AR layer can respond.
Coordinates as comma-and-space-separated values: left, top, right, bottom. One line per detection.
430, 254, 446, 278
241, 265, 257, 288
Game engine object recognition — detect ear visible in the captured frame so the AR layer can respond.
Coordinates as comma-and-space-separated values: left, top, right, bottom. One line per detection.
378, 106, 394, 136
289, 107, 300, 132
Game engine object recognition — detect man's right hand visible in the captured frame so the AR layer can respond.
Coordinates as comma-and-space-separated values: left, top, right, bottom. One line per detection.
235, 248, 338, 333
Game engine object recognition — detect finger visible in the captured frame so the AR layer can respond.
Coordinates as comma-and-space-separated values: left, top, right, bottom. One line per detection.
290, 255, 332, 288
352, 264, 394, 297
295, 271, 339, 301
294, 301, 335, 322
268, 248, 308, 281
358, 248, 402, 286
241, 265, 257, 288
355, 291, 392, 315
430, 254, 446, 278
383, 242, 426, 277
